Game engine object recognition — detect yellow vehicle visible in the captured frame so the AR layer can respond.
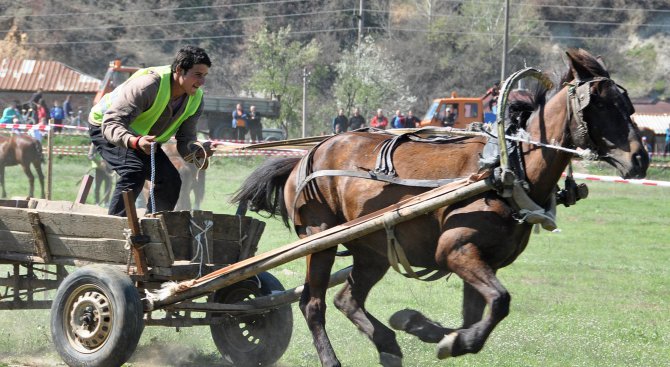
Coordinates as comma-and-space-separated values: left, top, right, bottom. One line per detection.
419, 92, 485, 129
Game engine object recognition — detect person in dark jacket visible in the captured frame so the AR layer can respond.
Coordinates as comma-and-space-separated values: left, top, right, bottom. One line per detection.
332, 108, 348, 134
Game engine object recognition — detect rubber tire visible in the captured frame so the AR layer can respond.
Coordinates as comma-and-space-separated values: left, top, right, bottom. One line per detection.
210, 272, 293, 367
50, 264, 144, 367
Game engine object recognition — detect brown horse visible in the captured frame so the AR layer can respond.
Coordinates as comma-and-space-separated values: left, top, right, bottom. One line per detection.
0, 134, 45, 198
234, 49, 648, 366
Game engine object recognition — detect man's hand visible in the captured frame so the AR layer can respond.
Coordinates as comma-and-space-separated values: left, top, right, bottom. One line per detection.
134, 135, 156, 155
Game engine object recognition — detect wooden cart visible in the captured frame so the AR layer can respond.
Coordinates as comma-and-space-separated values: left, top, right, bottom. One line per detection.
0, 195, 295, 367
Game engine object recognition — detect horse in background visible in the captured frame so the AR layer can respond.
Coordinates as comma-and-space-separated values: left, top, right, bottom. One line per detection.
0, 134, 44, 198
233, 49, 648, 366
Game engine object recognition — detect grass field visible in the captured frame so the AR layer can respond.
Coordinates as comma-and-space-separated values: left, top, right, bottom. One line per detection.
0, 148, 668, 367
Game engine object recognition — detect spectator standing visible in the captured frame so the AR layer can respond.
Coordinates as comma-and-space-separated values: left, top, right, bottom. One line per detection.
348, 107, 365, 130
50, 100, 65, 132
37, 98, 48, 125
332, 108, 348, 134
370, 109, 388, 130
664, 123, 670, 157
248, 105, 263, 142
63, 95, 73, 121
405, 110, 420, 128
232, 103, 248, 142
390, 109, 405, 129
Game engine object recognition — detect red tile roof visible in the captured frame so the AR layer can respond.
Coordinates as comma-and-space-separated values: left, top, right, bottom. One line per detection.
0, 59, 100, 93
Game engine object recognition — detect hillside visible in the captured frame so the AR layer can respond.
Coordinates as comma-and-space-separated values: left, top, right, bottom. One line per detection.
1, 0, 668, 134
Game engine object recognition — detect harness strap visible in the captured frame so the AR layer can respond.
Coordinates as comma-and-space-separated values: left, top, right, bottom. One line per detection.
384, 220, 448, 281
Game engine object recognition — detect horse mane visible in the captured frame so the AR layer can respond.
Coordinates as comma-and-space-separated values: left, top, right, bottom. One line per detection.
508, 82, 549, 128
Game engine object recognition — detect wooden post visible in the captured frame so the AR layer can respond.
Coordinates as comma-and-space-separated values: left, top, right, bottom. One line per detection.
122, 190, 149, 275
46, 122, 54, 200
76, 175, 94, 204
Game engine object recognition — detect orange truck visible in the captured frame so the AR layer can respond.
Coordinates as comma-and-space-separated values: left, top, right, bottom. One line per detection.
95, 60, 281, 139
419, 92, 496, 128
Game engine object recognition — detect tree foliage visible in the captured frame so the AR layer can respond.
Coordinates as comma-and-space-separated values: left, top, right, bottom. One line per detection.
333, 36, 416, 117
246, 26, 320, 135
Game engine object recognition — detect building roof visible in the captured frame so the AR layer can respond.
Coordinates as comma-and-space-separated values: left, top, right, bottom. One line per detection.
633, 114, 670, 134
631, 99, 670, 115
0, 59, 101, 93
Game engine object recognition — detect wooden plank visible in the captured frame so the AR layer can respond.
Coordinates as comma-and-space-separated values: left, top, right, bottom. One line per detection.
31, 200, 73, 211
0, 199, 29, 208
76, 175, 94, 204
28, 212, 51, 262
0, 207, 35, 232
240, 219, 265, 260
0, 230, 36, 254
212, 214, 252, 240
140, 218, 174, 268
69, 203, 108, 215
35, 211, 128, 239
46, 235, 127, 263
158, 211, 193, 261
212, 239, 240, 264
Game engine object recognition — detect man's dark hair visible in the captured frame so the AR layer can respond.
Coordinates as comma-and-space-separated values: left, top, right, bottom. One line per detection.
171, 46, 211, 73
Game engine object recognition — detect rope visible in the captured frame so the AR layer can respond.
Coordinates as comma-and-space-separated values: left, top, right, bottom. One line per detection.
189, 219, 213, 278
183, 141, 211, 170
123, 228, 133, 274
150, 142, 156, 214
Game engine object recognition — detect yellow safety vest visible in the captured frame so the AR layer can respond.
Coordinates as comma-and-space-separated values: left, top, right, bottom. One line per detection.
89, 65, 203, 143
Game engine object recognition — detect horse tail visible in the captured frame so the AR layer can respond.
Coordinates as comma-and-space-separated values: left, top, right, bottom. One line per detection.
232, 157, 300, 227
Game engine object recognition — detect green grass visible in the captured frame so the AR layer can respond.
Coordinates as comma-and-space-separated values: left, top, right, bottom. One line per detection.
0, 153, 669, 366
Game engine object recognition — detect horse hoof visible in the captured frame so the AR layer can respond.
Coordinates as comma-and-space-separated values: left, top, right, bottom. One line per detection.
389, 309, 423, 331
437, 332, 459, 359
380, 352, 403, 367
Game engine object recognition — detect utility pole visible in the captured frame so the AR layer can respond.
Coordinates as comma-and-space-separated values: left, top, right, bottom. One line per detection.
357, 0, 363, 49
302, 67, 308, 138
500, 0, 510, 83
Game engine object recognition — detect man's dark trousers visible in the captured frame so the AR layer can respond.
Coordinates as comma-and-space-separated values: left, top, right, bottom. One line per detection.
89, 125, 181, 216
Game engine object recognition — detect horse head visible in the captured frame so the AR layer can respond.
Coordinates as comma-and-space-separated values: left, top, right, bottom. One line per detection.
563, 48, 648, 178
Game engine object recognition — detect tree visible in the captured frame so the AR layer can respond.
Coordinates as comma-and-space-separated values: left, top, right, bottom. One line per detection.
333, 36, 416, 119
245, 25, 320, 135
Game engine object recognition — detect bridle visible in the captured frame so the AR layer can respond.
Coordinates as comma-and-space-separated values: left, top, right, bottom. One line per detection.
564, 76, 635, 155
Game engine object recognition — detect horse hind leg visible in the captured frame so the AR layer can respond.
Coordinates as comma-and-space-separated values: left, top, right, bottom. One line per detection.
21, 163, 35, 198
299, 226, 341, 367
34, 160, 45, 199
333, 252, 403, 367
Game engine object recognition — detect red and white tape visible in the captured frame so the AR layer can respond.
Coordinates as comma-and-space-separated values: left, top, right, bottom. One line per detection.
0, 123, 89, 132
565, 172, 670, 188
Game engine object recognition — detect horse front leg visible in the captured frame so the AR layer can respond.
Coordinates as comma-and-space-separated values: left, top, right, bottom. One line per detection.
438, 242, 510, 358
300, 237, 340, 367
33, 161, 45, 199
334, 252, 402, 367
0, 165, 6, 198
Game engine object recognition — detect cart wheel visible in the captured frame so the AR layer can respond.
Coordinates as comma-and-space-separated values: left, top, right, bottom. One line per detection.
50, 264, 144, 367
210, 271, 293, 367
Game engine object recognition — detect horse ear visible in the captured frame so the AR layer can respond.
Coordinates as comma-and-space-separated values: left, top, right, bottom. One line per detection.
565, 48, 592, 81
595, 55, 607, 70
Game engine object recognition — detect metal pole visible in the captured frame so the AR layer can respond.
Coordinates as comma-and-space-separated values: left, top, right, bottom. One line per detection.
500, 0, 510, 82
46, 121, 54, 200
302, 67, 307, 138
358, 0, 363, 48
